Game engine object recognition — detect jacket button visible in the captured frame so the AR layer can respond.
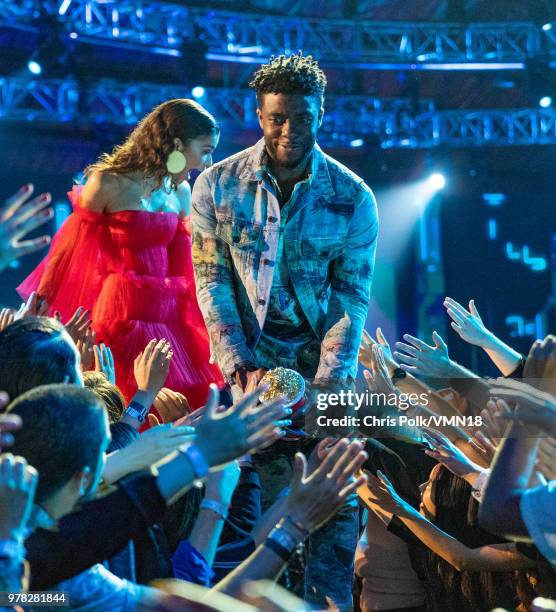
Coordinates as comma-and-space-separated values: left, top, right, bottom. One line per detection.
267, 216, 277, 223
258, 299, 266, 305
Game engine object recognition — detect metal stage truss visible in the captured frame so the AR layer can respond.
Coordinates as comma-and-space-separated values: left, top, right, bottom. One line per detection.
1, 1, 555, 68
1, 77, 556, 148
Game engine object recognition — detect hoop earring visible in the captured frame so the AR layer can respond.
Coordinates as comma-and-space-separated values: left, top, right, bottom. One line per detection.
166, 150, 187, 174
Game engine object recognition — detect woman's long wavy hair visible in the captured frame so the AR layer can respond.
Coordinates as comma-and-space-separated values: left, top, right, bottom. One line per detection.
85, 99, 218, 189
422, 466, 536, 612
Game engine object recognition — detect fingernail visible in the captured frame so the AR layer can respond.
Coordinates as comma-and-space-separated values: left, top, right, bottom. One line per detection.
21, 183, 32, 193
40, 193, 51, 202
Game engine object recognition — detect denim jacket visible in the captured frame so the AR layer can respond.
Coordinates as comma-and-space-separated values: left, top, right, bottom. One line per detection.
190, 138, 378, 382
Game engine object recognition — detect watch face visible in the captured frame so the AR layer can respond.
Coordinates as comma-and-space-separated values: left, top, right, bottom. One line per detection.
393, 367, 407, 380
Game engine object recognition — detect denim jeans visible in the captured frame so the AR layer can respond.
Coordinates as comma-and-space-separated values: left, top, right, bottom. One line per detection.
253, 439, 359, 611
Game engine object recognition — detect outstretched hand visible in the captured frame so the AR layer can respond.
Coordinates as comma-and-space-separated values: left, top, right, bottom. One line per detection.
0, 453, 38, 541
422, 428, 482, 480
443, 297, 493, 348
490, 379, 556, 434
285, 438, 368, 533
194, 383, 292, 468
0, 184, 53, 272
359, 327, 398, 375
364, 470, 416, 519
134, 339, 174, 401
394, 331, 452, 378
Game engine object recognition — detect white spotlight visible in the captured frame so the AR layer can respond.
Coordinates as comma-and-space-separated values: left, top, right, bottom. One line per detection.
191, 86, 206, 99
539, 96, 552, 108
27, 60, 42, 75
428, 173, 446, 190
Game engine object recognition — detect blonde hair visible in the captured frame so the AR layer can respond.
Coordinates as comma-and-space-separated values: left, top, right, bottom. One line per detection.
85, 99, 218, 189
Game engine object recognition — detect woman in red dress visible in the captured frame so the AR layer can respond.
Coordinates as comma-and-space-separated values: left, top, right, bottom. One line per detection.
18, 99, 224, 407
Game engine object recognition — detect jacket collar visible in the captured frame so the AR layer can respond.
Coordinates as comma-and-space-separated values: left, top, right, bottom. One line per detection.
239, 138, 335, 200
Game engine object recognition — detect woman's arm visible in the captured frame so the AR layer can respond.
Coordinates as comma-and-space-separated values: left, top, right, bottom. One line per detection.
396, 509, 534, 572
444, 298, 522, 377
188, 462, 240, 567
364, 472, 536, 573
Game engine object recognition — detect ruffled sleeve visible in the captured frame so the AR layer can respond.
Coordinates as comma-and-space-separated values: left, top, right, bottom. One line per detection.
17, 185, 108, 321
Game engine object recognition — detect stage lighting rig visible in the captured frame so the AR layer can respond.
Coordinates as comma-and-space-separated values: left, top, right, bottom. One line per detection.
27, 11, 73, 78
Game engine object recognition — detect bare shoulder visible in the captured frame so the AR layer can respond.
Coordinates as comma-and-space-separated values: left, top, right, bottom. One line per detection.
175, 181, 192, 215
80, 171, 126, 213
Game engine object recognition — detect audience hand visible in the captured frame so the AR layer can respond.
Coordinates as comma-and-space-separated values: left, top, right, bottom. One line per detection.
0, 307, 15, 333
359, 327, 398, 376
153, 388, 190, 423
394, 331, 452, 378
469, 429, 497, 465
14, 291, 49, 320
490, 380, 556, 434
94, 343, 115, 385
60, 306, 92, 343
194, 383, 291, 468
363, 344, 398, 396
0, 453, 38, 541
478, 399, 506, 440
134, 339, 173, 404
423, 428, 483, 481
0, 184, 52, 272
174, 404, 205, 428
283, 439, 367, 533
76, 326, 96, 371
524, 335, 556, 396
443, 297, 493, 348
365, 470, 417, 519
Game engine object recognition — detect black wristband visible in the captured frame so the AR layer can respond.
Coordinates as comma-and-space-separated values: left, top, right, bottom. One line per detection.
265, 537, 293, 562
392, 367, 407, 381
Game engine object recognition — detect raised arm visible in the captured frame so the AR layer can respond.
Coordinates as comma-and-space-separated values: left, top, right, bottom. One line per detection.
443, 297, 522, 377
365, 472, 534, 572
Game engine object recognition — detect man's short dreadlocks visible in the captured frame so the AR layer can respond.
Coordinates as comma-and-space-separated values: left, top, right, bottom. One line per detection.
249, 52, 327, 102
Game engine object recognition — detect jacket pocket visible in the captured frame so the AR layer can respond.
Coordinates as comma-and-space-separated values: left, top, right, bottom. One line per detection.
215, 217, 262, 249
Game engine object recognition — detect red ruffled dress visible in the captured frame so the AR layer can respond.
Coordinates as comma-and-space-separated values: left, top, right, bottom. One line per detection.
17, 186, 224, 407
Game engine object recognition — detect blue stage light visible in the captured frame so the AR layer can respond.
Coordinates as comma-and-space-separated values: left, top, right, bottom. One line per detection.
27, 60, 42, 75
539, 96, 552, 108
191, 86, 206, 99
349, 138, 364, 148
542, 23, 553, 32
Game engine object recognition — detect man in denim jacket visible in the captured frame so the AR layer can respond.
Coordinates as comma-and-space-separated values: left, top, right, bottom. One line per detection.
191, 53, 378, 609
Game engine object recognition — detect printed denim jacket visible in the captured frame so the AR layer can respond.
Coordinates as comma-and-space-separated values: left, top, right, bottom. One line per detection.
190, 138, 378, 382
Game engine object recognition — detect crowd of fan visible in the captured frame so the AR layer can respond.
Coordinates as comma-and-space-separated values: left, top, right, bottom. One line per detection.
0, 184, 555, 611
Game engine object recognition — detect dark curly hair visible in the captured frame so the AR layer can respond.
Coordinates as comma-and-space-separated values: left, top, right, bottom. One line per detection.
249, 52, 327, 103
